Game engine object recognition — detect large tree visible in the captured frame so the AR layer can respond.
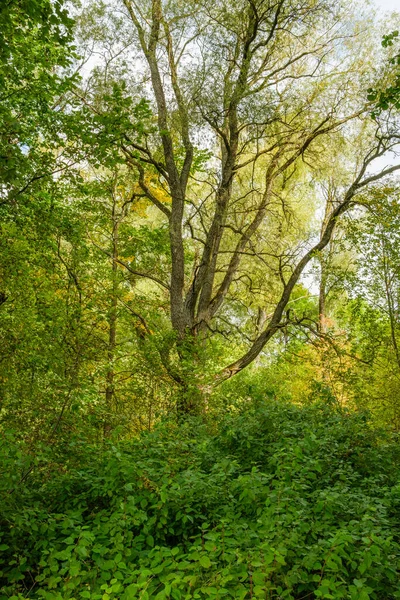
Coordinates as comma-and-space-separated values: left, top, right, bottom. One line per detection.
71, 0, 400, 409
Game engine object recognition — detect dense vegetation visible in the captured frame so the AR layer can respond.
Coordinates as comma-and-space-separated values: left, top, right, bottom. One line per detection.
1, 0, 400, 598
2, 401, 400, 599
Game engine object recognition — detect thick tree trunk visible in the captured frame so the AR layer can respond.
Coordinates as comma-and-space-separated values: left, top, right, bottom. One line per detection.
176, 381, 205, 416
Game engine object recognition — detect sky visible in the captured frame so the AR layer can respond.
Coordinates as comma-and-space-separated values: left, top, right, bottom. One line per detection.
373, 0, 399, 11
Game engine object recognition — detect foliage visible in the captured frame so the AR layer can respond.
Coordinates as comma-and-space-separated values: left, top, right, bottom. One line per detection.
2, 8, 400, 600
1, 401, 400, 600
0, 0, 75, 190
368, 31, 400, 113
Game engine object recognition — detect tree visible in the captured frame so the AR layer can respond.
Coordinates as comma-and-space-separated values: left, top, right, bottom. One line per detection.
71, 0, 400, 410
341, 188, 400, 428
0, 0, 76, 198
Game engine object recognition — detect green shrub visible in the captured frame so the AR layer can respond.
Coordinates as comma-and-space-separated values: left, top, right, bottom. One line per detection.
1, 401, 399, 599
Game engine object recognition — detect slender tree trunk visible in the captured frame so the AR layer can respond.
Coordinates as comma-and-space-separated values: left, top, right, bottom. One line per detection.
318, 187, 335, 334
382, 247, 400, 370
104, 204, 119, 438
381, 245, 400, 431
319, 261, 328, 334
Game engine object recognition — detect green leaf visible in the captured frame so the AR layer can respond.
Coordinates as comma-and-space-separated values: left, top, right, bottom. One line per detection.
199, 555, 211, 569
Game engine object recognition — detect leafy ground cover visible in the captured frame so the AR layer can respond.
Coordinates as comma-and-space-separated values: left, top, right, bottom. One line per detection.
1, 401, 400, 599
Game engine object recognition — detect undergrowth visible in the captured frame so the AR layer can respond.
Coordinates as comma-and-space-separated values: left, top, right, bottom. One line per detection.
1, 401, 400, 599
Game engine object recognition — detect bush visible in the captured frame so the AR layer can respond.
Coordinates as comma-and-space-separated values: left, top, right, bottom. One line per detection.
1, 401, 400, 599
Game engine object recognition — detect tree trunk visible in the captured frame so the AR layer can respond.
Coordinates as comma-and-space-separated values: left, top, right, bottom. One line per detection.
319, 260, 328, 334
104, 204, 119, 438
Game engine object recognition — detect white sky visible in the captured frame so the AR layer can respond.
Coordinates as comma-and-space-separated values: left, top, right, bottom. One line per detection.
373, 0, 399, 11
